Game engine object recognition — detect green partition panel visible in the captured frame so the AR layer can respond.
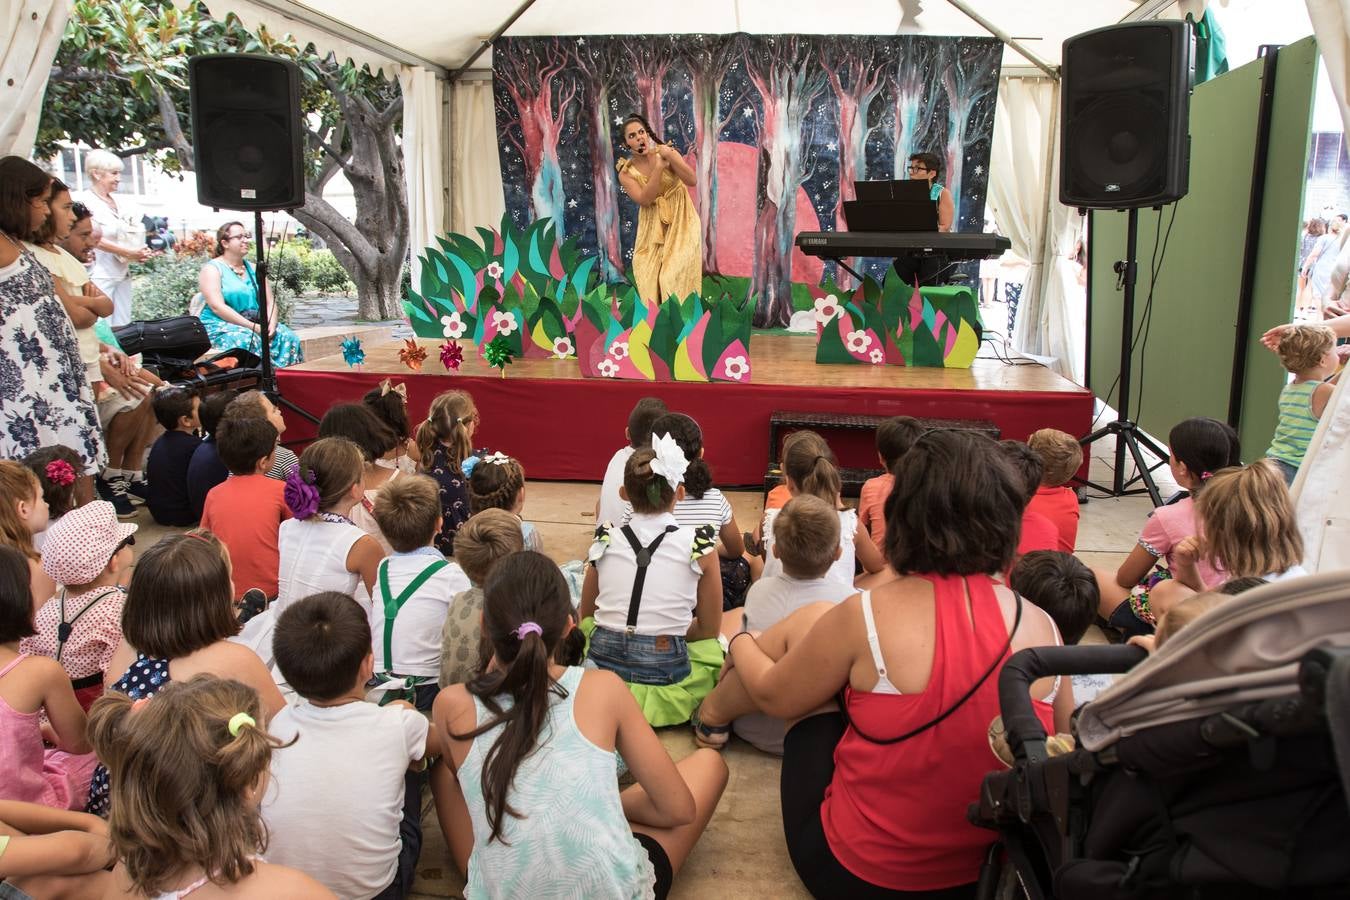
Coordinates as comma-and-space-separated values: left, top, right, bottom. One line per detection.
1087, 36, 1317, 458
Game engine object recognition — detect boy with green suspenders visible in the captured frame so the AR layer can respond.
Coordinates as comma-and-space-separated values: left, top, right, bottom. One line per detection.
370, 475, 470, 709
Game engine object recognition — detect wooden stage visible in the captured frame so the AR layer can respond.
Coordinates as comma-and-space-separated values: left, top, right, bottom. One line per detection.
278, 334, 1094, 485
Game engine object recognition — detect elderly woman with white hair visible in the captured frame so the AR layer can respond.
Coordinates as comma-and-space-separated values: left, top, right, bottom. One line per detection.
77, 149, 151, 325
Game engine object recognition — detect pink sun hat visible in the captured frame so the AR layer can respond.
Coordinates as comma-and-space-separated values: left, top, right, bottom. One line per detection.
40, 501, 138, 587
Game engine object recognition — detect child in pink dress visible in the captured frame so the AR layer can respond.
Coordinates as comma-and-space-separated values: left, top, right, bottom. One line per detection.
0, 544, 98, 810
1093, 417, 1241, 636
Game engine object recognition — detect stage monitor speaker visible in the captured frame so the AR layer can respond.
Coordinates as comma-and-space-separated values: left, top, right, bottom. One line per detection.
1060, 21, 1195, 210
188, 53, 304, 211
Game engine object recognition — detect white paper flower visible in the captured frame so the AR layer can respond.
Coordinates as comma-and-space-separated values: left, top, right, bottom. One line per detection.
491, 310, 518, 336
649, 432, 690, 489
609, 341, 629, 360
552, 336, 574, 358
723, 355, 749, 381
869, 348, 884, 364
813, 294, 841, 324
598, 358, 619, 378
440, 312, 466, 339
485, 261, 503, 279
481, 451, 512, 466
845, 329, 872, 353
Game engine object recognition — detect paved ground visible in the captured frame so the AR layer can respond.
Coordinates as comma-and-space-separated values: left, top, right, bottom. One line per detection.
287, 292, 413, 338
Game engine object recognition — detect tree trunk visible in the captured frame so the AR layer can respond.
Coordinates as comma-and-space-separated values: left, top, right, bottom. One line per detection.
294, 88, 409, 321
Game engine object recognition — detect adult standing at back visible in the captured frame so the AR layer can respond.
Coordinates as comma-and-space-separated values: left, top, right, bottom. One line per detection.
0, 156, 105, 479
77, 149, 150, 326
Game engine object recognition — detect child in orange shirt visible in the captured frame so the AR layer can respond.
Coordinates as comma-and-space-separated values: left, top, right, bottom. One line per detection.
856, 416, 925, 545
200, 416, 290, 599
1026, 428, 1083, 553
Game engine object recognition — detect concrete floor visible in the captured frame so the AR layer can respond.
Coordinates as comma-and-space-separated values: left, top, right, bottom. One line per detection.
124, 436, 1175, 899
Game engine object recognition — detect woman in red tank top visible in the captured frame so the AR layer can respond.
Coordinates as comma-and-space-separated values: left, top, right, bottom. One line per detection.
709, 431, 1064, 898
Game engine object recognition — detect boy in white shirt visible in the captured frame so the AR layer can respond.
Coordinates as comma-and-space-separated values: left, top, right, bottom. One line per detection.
727, 495, 856, 754
595, 396, 667, 526
371, 474, 471, 710
264, 592, 433, 900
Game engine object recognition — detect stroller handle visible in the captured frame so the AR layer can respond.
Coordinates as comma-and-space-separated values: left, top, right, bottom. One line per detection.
1000, 645, 1147, 763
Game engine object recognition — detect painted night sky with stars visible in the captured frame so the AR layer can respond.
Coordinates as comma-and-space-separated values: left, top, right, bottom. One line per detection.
493, 34, 1000, 326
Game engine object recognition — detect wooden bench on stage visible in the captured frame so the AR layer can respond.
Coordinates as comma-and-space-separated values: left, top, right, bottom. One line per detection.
765, 411, 1001, 498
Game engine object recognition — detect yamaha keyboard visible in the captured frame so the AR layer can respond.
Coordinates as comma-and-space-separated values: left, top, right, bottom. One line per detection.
795, 231, 1010, 262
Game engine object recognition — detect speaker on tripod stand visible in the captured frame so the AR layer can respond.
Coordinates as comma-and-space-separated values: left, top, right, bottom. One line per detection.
1063, 20, 1195, 506
188, 53, 318, 423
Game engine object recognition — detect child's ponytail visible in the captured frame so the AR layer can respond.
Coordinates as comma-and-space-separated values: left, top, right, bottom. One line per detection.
651, 412, 713, 499
453, 551, 574, 843
782, 430, 842, 505
418, 390, 476, 472
287, 437, 364, 518
1168, 417, 1240, 494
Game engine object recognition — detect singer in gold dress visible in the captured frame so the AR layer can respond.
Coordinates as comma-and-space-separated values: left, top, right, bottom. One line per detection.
616, 114, 702, 304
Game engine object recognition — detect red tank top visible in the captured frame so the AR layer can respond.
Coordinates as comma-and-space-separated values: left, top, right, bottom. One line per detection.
820, 573, 1055, 890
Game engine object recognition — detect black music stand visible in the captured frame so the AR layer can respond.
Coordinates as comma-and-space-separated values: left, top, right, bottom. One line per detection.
1078, 207, 1167, 506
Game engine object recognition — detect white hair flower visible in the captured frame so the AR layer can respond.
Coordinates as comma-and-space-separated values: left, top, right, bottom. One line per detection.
649, 432, 689, 491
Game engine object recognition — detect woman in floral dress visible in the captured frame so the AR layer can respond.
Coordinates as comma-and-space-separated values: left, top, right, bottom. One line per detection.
0, 157, 104, 474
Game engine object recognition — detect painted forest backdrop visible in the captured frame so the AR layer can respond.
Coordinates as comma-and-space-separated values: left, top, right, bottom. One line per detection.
493, 34, 1001, 327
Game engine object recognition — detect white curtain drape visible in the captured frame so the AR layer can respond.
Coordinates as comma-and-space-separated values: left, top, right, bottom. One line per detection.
1293, 0, 1350, 573
450, 79, 505, 234
398, 65, 446, 294
987, 76, 1085, 383
0, 0, 72, 157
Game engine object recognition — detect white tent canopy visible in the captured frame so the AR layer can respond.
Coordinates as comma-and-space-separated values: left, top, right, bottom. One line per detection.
6, 0, 1317, 382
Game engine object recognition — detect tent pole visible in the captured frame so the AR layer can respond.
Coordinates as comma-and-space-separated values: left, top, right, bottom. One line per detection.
448, 0, 541, 84
941, 0, 1059, 79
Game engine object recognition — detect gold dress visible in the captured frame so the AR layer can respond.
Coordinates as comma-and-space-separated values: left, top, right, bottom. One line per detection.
618, 156, 703, 303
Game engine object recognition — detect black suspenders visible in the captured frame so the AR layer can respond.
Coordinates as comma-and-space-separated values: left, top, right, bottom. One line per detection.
620, 524, 678, 634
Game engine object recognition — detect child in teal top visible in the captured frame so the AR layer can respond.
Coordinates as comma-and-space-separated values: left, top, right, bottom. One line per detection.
431, 550, 728, 900
1266, 324, 1339, 484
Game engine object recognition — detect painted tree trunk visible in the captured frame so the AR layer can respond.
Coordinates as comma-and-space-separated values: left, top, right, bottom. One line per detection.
526, 92, 567, 236
751, 95, 807, 327
833, 92, 865, 288
586, 94, 623, 281
892, 86, 924, 179
690, 74, 722, 273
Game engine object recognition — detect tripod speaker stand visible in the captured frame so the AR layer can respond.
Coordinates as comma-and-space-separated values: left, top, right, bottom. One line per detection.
245, 210, 318, 424
1078, 208, 1168, 507
189, 53, 318, 425
1061, 20, 1194, 507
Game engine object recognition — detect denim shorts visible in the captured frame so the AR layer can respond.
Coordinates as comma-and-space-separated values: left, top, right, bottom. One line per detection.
587, 626, 691, 685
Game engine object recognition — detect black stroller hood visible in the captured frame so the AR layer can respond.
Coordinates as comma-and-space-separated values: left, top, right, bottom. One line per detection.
970, 573, 1350, 899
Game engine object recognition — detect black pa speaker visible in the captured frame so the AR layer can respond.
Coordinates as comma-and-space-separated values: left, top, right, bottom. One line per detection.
189, 54, 305, 211
1060, 21, 1195, 209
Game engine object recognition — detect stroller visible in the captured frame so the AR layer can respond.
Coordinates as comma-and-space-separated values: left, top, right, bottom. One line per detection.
971, 571, 1350, 899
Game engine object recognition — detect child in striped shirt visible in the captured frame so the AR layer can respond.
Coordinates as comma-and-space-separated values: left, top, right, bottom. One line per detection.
1266, 324, 1339, 485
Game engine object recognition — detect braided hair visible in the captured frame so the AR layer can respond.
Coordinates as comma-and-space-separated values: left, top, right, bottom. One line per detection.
469, 455, 526, 515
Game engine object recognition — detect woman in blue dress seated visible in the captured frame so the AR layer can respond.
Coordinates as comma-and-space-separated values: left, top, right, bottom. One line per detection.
196, 221, 303, 367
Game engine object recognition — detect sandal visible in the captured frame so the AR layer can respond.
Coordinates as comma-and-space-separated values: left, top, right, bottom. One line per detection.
691, 704, 732, 750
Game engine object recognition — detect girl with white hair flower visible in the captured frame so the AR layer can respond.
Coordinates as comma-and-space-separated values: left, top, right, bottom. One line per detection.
578, 435, 724, 727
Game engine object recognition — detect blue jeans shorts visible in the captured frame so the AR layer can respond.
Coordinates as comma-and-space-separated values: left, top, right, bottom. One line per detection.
587, 626, 691, 685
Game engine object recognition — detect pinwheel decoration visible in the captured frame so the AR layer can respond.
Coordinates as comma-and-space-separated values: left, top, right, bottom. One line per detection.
398, 338, 428, 372
483, 335, 515, 378
340, 335, 365, 370
440, 341, 464, 372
